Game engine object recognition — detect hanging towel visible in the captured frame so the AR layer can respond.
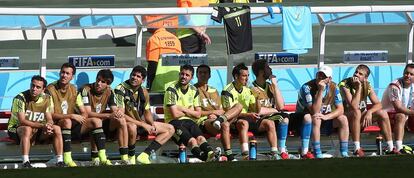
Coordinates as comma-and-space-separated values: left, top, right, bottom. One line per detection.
282, 6, 312, 54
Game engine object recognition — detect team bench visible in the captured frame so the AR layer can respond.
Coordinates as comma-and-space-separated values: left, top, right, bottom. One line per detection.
3, 103, 414, 144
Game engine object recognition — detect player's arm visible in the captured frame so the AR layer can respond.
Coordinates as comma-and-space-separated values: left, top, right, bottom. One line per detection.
366, 86, 382, 114
142, 89, 154, 125
390, 85, 414, 115
240, 91, 260, 120
310, 81, 325, 114
270, 75, 285, 110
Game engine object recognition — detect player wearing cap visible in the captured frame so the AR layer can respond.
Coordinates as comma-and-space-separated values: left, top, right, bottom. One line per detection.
291, 65, 349, 158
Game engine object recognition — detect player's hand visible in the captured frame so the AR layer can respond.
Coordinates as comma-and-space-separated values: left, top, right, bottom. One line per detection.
248, 113, 260, 121
71, 114, 86, 124
199, 32, 211, 45
317, 80, 327, 90
43, 123, 54, 135
362, 111, 373, 127
352, 77, 362, 89
269, 75, 277, 84
208, 114, 217, 120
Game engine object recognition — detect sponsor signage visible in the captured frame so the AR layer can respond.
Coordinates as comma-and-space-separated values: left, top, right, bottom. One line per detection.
68, 55, 115, 68
255, 52, 299, 64
0, 57, 19, 69
162, 54, 208, 66
343, 50, 388, 63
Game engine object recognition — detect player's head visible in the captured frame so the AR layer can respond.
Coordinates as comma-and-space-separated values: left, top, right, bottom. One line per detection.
232, 63, 249, 86
95, 69, 114, 93
129, 65, 147, 88
316, 65, 332, 83
179, 64, 194, 86
252, 60, 272, 79
30, 75, 47, 98
196, 64, 211, 84
354, 64, 370, 81
59, 62, 76, 85
403, 63, 414, 85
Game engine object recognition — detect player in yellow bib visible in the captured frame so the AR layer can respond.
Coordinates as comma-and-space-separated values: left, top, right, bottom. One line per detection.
194, 64, 242, 161
164, 64, 217, 162
251, 60, 290, 160
114, 65, 174, 164
339, 64, 396, 156
7, 75, 64, 168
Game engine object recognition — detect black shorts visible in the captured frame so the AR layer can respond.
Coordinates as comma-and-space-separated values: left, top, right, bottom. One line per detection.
232, 117, 265, 135
169, 119, 203, 145
8, 125, 43, 145
103, 119, 117, 140
70, 120, 87, 140
179, 34, 206, 54
289, 112, 334, 136
261, 112, 290, 125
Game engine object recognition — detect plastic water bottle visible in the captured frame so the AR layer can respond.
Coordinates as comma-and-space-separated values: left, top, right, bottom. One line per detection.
179, 145, 187, 163
249, 139, 257, 160
150, 150, 157, 162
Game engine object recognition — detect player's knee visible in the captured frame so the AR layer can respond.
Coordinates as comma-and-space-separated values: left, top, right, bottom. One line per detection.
395, 113, 408, 123
117, 117, 127, 128
19, 126, 32, 137
91, 118, 102, 128
59, 119, 72, 129
167, 124, 175, 135
127, 123, 137, 134
281, 117, 289, 124
187, 138, 197, 147
52, 125, 62, 135
264, 120, 275, 131
338, 115, 349, 127
237, 120, 248, 129
221, 122, 230, 132
303, 114, 312, 123
196, 135, 206, 143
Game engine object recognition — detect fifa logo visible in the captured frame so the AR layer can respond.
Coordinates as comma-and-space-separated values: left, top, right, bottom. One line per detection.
359, 101, 367, 110
25, 110, 45, 122
258, 99, 272, 107
320, 105, 332, 114
202, 98, 217, 107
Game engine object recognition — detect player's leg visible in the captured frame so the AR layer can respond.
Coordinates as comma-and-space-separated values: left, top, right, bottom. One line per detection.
236, 119, 250, 159
108, 118, 129, 162
299, 113, 313, 158
347, 108, 363, 156
17, 126, 34, 167
83, 117, 109, 165
258, 119, 278, 157
213, 104, 242, 129
58, 118, 76, 166
170, 120, 204, 161
311, 114, 323, 158
373, 110, 395, 153
189, 120, 214, 162
204, 119, 234, 160
336, 115, 350, 157
137, 122, 174, 164
38, 125, 64, 166
126, 122, 137, 164
394, 113, 408, 151
277, 115, 289, 158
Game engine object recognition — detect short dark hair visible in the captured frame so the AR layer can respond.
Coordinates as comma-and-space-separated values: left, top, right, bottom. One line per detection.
232, 63, 248, 79
251, 60, 267, 77
404, 63, 414, 73
180, 64, 194, 77
131, 65, 147, 79
97, 69, 114, 84
196, 64, 211, 75
356, 64, 371, 77
31, 75, 47, 88
60, 62, 76, 75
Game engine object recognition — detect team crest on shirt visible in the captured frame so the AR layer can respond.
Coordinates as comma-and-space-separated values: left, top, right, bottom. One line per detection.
61, 100, 68, 114
321, 104, 332, 114
96, 103, 102, 113
25, 110, 45, 122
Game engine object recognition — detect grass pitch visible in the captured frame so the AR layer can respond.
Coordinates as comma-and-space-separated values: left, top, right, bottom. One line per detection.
1, 156, 413, 178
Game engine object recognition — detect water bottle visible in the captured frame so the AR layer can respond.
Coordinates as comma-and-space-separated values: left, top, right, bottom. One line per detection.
249, 139, 257, 160
150, 150, 157, 162
376, 136, 383, 155
179, 145, 187, 163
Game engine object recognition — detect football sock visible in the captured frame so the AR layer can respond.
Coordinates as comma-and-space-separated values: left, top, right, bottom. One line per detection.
277, 122, 288, 152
